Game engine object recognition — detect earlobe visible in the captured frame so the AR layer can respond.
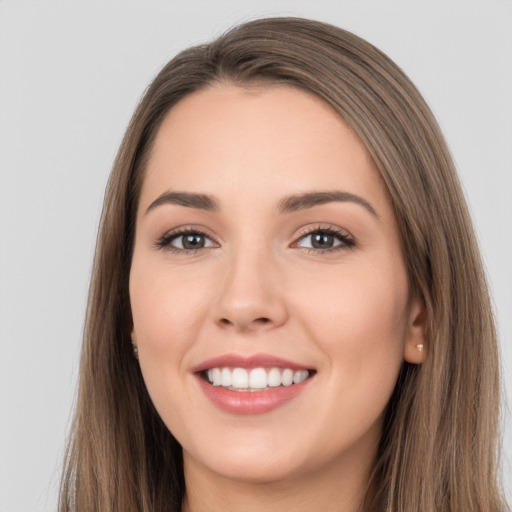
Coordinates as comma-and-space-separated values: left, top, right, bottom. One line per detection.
131, 329, 139, 360
403, 297, 427, 364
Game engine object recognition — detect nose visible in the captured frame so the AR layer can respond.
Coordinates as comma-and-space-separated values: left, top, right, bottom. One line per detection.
213, 249, 288, 333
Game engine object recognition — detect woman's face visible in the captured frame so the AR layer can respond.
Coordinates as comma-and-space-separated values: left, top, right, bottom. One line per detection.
130, 84, 425, 485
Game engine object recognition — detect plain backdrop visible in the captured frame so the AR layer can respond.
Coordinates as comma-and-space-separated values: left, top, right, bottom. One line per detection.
0, 1, 511, 511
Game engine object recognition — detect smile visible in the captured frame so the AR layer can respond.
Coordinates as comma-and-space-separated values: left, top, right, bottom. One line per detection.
193, 354, 315, 415
204, 367, 311, 391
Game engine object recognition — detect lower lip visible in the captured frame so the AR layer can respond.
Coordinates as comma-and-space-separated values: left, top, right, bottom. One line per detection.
196, 375, 312, 415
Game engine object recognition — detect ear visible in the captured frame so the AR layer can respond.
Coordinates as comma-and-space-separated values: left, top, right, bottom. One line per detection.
403, 296, 427, 364
130, 328, 139, 360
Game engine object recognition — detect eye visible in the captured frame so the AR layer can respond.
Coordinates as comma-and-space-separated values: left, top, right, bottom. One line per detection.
156, 229, 217, 253
293, 226, 355, 252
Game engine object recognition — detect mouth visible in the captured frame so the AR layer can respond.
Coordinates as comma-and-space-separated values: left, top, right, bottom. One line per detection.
201, 366, 314, 392
193, 353, 316, 414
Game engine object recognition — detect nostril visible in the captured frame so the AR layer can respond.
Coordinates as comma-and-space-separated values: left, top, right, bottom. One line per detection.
217, 316, 271, 330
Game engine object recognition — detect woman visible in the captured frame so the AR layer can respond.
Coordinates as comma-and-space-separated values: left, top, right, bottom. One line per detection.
59, 17, 508, 512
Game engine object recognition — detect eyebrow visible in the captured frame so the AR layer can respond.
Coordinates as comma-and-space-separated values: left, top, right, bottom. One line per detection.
145, 190, 378, 218
145, 191, 220, 214
278, 191, 378, 218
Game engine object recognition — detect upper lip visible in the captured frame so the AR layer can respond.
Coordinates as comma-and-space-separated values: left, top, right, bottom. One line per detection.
192, 353, 314, 373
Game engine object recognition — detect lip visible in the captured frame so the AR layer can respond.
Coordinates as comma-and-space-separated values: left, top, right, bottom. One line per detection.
192, 353, 315, 415
192, 353, 312, 373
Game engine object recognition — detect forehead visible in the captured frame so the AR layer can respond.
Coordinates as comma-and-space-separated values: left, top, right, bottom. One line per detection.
140, 84, 389, 213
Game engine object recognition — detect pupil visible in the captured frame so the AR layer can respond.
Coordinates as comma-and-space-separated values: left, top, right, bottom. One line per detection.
183, 234, 204, 249
312, 233, 333, 249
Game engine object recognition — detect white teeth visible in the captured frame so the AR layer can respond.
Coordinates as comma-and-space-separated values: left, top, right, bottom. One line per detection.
205, 366, 311, 390
231, 368, 249, 388
221, 367, 232, 387
293, 370, 309, 384
281, 368, 294, 386
267, 367, 282, 387
212, 368, 222, 386
249, 368, 267, 389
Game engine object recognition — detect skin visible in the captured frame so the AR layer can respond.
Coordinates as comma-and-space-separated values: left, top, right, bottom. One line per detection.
130, 84, 426, 512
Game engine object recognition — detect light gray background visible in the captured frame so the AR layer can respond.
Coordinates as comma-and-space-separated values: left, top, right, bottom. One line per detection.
0, 1, 511, 511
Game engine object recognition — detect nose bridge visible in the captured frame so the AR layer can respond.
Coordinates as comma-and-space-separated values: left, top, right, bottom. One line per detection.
214, 236, 287, 331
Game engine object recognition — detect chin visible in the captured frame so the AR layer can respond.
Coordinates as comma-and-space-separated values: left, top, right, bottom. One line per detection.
182, 428, 317, 484
189, 451, 311, 485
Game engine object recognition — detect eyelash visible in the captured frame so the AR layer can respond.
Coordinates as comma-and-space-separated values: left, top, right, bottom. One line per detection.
293, 224, 355, 254
155, 224, 355, 255
155, 227, 218, 254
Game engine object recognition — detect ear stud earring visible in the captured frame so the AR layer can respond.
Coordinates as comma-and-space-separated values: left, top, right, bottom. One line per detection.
417, 344, 424, 352
131, 340, 139, 359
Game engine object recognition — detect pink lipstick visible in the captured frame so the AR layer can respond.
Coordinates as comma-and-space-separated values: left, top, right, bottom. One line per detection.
193, 353, 315, 415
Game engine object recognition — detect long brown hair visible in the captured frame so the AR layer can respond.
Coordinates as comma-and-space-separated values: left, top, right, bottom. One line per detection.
59, 17, 508, 511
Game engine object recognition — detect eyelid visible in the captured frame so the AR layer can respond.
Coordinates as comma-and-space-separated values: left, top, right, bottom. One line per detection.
291, 224, 355, 252
154, 225, 220, 253
153, 223, 355, 254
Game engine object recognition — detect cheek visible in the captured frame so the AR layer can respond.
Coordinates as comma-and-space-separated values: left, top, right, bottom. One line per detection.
295, 260, 409, 387
129, 259, 215, 429
129, 265, 217, 447
130, 258, 213, 352
289, 262, 409, 449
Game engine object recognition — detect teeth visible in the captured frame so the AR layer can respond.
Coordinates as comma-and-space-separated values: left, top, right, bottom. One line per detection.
204, 366, 311, 390
267, 367, 281, 387
221, 367, 232, 387
281, 369, 293, 386
212, 368, 222, 386
294, 370, 309, 384
249, 368, 267, 389
232, 368, 249, 389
